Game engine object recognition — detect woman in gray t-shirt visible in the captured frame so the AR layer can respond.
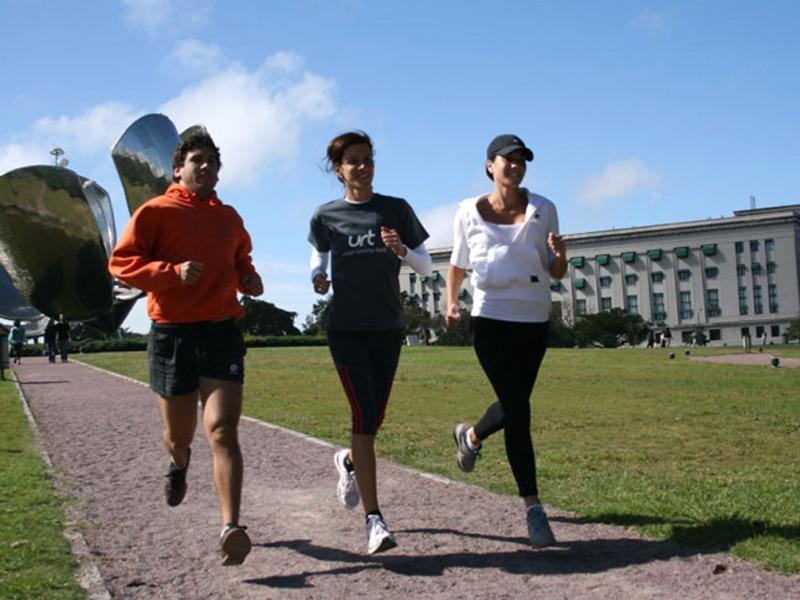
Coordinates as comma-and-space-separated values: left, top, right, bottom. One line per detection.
307, 130, 431, 555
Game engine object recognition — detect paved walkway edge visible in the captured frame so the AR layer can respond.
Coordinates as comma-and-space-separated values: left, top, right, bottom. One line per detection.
13, 370, 112, 600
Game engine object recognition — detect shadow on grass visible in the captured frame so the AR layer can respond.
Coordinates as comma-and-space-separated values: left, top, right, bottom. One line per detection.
245, 527, 699, 589
559, 513, 800, 554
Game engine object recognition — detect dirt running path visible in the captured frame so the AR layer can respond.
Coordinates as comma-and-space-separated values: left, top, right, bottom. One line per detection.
12, 358, 799, 599
690, 353, 800, 368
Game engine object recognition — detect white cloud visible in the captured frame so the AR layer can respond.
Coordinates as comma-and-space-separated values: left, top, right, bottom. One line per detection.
419, 202, 460, 250
0, 102, 141, 175
160, 52, 336, 186
171, 39, 226, 75
121, 0, 212, 35
577, 158, 662, 206
263, 50, 304, 73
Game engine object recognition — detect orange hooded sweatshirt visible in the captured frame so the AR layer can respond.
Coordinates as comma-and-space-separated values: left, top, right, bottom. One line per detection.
108, 184, 257, 324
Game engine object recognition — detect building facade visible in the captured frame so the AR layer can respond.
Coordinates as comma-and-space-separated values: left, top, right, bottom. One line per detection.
399, 204, 800, 346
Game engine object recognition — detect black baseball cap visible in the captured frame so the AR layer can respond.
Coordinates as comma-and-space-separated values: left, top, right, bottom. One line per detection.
486, 134, 534, 161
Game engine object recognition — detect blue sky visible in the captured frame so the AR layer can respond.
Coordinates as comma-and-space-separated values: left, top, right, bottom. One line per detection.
1, 0, 798, 333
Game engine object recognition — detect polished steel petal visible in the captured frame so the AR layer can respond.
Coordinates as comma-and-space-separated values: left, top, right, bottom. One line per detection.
0, 263, 42, 320
79, 177, 116, 256
0, 165, 113, 320
111, 113, 180, 215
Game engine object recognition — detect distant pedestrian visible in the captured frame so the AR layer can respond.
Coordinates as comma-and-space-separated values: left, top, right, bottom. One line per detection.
646, 329, 655, 349
9, 320, 26, 364
446, 134, 567, 548
663, 326, 672, 347
308, 130, 432, 554
53, 315, 71, 362
109, 131, 263, 566
760, 330, 768, 348
44, 318, 57, 363
690, 331, 699, 348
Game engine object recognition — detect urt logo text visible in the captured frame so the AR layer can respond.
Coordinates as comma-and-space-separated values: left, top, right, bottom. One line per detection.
348, 229, 377, 248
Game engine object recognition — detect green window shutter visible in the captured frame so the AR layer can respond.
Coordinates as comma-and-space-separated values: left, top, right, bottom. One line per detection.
702, 243, 717, 256
674, 246, 690, 258
432, 271, 441, 281
420, 275, 430, 283
550, 281, 563, 292
595, 254, 610, 265
570, 256, 585, 268
458, 288, 468, 299
622, 251, 637, 263
573, 278, 587, 289
647, 249, 662, 261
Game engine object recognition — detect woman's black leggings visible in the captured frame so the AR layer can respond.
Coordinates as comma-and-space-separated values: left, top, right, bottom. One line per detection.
472, 317, 549, 497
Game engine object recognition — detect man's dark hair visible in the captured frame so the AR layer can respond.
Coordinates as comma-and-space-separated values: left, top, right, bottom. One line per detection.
172, 131, 222, 181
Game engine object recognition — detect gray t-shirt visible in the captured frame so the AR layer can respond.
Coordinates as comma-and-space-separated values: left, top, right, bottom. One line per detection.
308, 193, 429, 331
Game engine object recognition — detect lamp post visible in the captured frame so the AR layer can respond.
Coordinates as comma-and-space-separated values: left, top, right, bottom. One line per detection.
49, 147, 68, 168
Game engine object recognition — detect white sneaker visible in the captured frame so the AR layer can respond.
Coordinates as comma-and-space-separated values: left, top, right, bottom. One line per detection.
333, 449, 359, 508
366, 514, 397, 554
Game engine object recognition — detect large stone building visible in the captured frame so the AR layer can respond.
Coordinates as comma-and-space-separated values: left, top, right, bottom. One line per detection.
399, 203, 800, 346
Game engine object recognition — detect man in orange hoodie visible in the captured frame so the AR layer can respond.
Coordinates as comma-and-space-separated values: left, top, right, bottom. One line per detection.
109, 131, 263, 566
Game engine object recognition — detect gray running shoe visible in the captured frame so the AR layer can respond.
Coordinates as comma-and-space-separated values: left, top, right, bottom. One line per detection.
220, 524, 251, 566
366, 514, 397, 554
526, 505, 555, 548
453, 423, 480, 472
334, 449, 359, 508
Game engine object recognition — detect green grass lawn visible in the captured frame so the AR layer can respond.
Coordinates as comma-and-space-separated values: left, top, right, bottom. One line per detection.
0, 377, 84, 599
79, 345, 800, 575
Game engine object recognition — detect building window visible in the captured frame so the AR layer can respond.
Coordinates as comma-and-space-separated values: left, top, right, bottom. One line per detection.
705, 267, 718, 279
458, 288, 468, 299
626, 295, 638, 315
576, 299, 587, 316
765, 239, 775, 251
595, 254, 610, 265
431, 271, 441, 282
738, 286, 748, 315
768, 284, 778, 312
674, 246, 690, 259
549, 281, 562, 292
750, 240, 759, 252
735, 241, 744, 253
599, 276, 612, 288
600, 297, 612, 311
709, 329, 721, 341
678, 269, 691, 281
652, 293, 666, 321
409, 273, 416, 284
754, 285, 763, 314
422, 292, 429, 302
771, 325, 780, 337
647, 249, 662, 261
679, 291, 692, 319
433, 292, 441, 313
573, 278, 587, 289
570, 256, 585, 268
650, 271, 664, 283
741, 327, 750, 337
751, 262, 762, 275
767, 262, 776, 274
420, 275, 430, 284
736, 264, 747, 276
622, 251, 637, 263
625, 274, 638, 285
706, 289, 719, 309
702, 244, 717, 256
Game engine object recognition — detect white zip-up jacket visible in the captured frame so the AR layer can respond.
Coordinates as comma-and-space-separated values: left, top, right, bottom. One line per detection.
451, 190, 559, 321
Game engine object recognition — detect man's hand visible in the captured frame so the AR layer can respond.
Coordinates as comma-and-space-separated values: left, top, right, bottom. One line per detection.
179, 261, 204, 285
241, 272, 263, 296
313, 273, 330, 295
548, 232, 566, 258
380, 226, 407, 257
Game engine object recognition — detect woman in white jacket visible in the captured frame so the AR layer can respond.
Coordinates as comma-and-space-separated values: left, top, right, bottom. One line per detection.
445, 134, 566, 547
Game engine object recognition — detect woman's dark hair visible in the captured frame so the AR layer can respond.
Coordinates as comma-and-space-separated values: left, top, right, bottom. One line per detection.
325, 130, 373, 181
172, 131, 222, 181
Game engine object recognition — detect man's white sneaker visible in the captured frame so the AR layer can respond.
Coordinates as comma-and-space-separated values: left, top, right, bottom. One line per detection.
334, 449, 359, 508
366, 514, 397, 554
